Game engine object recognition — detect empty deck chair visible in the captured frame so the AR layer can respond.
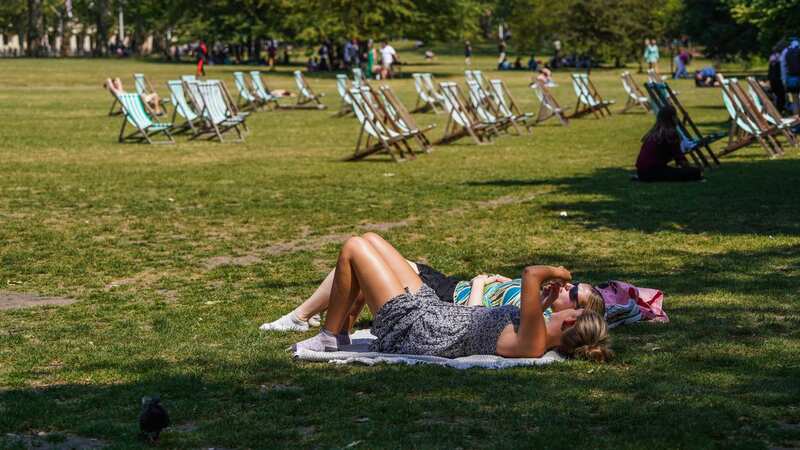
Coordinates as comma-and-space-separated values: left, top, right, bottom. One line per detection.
717, 76, 783, 157
464, 70, 489, 101
293, 71, 327, 109
335, 74, 354, 117
466, 79, 516, 134
644, 81, 722, 167
249, 71, 283, 109
570, 73, 614, 118
412, 73, 441, 113
346, 87, 416, 162
620, 71, 650, 113
233, 71, 261, 110
167, 80, 202, 134
531, 81, 569, 126
422, 74, 447, 106
435, 81, 497, 145
490, 79, 534, 132
746, 77, 799, 146
379, 85, 436, 151
188, 80, 247, 142
116, 92, 174, 144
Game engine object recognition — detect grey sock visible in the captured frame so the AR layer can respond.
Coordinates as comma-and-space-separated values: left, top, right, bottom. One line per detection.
336, 332, 351, 346
291, 329, 339, 353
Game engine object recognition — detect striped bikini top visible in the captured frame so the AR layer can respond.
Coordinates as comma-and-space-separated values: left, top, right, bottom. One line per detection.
453, 279, 552, 321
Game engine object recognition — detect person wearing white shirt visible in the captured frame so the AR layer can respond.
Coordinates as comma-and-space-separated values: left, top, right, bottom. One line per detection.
380, 41, 397, 79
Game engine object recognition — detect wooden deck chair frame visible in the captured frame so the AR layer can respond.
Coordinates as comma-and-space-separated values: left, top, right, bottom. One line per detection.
219, 80, 250, 133
435, 82, 497, 145
379, 85, 436, 152
745, 77, 799, 147
620, 72, 651, 113
531, 82, 569, 126
345, 88, 415, 162
133, 73, 168, 113
717, 75, 783, 158
293, 71, 327, 109
572, 73, 614, 118
644, 81, 720, 167
167, 80, 202, 135
248, 71, 283, 110
422, 74, 447, 107
116, 92, 174, 145
186, 80, 246, 143
466, 79, 518, 134
411, 73, 440, 113
107, 86, 123, 116
232, 71, 262, 111
490, 79, 534, 133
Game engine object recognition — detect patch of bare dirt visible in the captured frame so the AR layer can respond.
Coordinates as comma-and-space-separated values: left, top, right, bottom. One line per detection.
0, 292, 76, 311
203, 254, 263, 269
3, 432, 106, 449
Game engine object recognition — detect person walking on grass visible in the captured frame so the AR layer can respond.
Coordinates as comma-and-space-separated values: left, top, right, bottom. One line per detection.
196, 40, 208, 77
379, 40, 396, 79
644, 39, 660, 75
635, 105, 703, 183
464, 40, 473, 67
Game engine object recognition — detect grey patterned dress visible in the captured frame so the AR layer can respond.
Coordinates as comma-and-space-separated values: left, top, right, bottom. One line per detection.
370, 284, 521, 358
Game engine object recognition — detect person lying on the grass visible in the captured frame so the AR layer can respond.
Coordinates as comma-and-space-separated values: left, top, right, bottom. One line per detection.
262, 232, 605, 332
635, 104, 703, 183
290, 234, 612, 362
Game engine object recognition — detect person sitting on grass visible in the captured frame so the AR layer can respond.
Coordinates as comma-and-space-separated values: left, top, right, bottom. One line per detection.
261, 233, 605, 333
635, 105, 703, 183
290, 234, 612, 361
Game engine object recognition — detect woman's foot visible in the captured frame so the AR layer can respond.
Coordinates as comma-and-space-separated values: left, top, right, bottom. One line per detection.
290, 329, 339, 353
259, 311, 309, 332
307, 314, 322, 327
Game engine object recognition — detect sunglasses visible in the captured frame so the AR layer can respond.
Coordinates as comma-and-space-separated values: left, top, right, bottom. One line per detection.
568, 282, 582, 308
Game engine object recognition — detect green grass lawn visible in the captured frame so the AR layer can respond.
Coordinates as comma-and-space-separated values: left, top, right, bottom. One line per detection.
1, 50, 799, 449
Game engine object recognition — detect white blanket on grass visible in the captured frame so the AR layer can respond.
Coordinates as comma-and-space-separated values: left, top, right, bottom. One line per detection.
293, 329, 564, 369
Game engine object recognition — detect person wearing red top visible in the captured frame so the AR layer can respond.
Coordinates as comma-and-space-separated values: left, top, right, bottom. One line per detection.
196, 40, 208, 77
635, 105, 703, 182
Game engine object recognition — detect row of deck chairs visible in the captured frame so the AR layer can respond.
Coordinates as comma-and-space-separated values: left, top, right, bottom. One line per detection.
716, 74, 799, 158
109, 73, 252, 144
232, 70, 326, 111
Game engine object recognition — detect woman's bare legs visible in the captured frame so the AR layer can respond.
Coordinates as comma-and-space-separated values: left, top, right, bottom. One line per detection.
292, 236, 423, 352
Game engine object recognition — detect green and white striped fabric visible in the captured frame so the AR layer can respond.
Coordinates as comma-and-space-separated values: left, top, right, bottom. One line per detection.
167, 80, 198, 121
336, 74, 352, 105
349, 88, 397, 140
196, 81, 242, 126
249, 71, 276, 102
133, 73, 147, 96
293, 71, 312, 99
118, 93, 169, 130
233, 72, 256, 103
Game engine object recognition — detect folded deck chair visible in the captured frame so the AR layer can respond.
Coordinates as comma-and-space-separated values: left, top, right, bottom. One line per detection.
620, 71, 650, 113
167, 80, 202, 134
379, 85, 436, 152
490, 79, 534, 132
248, 71, 283, 110
717, 75, 783, 158
232, 71, 261, 111
345, 87, 417, 162
746, 77, 799, 147
133, 73, 168, 113
293, 71, 327, 109
466, 79, 517, 134
334, 74, 354, 117
571, 73, 614, 118
644, 81, 722, 167
435, 81, 497, 145
531, 81, 569, 126
412, 73, 441, 113
186, 80, 247, 142
116, 92, 174, 144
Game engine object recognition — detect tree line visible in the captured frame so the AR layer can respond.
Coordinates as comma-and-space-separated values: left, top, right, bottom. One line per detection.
1, 0, 797, 61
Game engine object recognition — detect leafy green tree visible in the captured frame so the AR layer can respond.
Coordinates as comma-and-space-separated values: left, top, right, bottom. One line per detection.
730, 0, 800, 53
678, 0, 758, 60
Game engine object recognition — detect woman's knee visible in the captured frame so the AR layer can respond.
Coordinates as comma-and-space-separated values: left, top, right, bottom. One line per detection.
361, 232, 385, 247
341, 236, 371, 258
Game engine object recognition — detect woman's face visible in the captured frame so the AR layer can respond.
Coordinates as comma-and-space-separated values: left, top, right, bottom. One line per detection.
546, 308, 583, 340
550, 283, 592, 312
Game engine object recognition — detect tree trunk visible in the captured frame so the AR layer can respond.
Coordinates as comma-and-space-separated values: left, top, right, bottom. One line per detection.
26, 0, 43, 56
94, 0, 109, 56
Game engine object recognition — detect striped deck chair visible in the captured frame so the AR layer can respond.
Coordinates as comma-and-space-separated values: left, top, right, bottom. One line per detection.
571, 73, 614, 118
435, 81, 497, 145
379, 85, 436, 151
249, 71, 282, 110
620, 72, 650, 113
422, 74, 447, 106
412, 73, 441, 113
133, 73, 168, 112
352, 68, 367, 88
644, 81, 722, 167
464, 70, 488, 101
167, 80, 202, 134
345, 87, 416, 162
490, 79, 534, 132
717, 75, 783, 158
466, 79, 517, 134
647, 69, 667, 83
181, 75, 196, 83
116, 93, 174, 144
746, 77, 799, 147
233, 71, 261, 110
531, 81, 569, 126
335, 74, 354, 117
293, 71, 327, 109
189, 80, 247, 142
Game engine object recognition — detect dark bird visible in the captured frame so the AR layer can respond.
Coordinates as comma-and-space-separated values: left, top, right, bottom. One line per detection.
139, 396, 170, 443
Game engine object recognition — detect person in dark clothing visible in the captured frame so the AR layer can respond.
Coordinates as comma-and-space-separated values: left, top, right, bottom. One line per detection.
635, 105, 703, 182
769, 43, 787, 113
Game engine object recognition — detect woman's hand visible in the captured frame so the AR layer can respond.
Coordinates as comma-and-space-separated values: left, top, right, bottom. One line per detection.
549, 266, 572, 283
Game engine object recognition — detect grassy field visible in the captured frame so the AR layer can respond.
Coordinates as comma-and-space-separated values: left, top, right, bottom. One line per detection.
0, 48, 799, 449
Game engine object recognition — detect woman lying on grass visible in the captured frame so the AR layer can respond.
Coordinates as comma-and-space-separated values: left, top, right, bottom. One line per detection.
262, 233, 605, 332
290, 233, 612, 361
